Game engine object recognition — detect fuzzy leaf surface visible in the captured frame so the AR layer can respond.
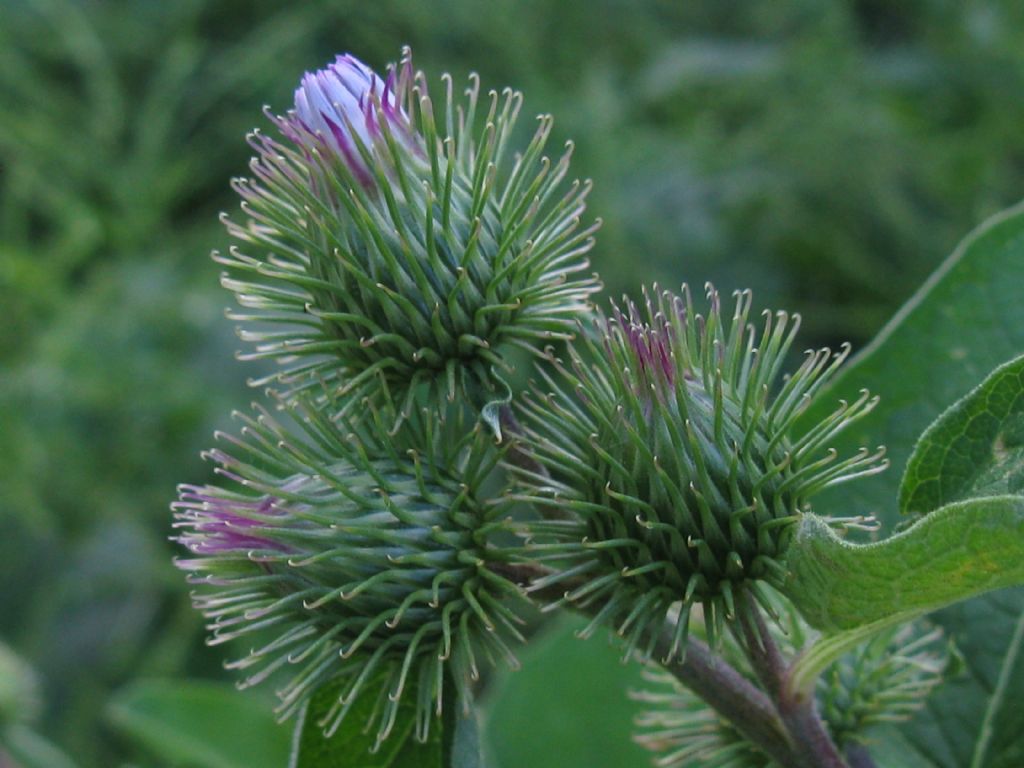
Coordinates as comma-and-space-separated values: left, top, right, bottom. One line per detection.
901, 353, 1024, 514
797, 202, 1024, 766
786, 500, 1024, 632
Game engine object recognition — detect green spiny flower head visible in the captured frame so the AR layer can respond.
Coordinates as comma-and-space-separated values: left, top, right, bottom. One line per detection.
818, 622, 954, 748
514, 285, 886, 657
220, 48, 600, 420
173, 394, 524, 746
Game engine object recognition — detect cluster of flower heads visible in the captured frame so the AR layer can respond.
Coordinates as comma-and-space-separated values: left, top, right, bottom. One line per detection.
512, 285, 886, 658
176, 47, 603, 745
174, 394, 523, 744
219, 47, 599, 420
176, 46, 898, 752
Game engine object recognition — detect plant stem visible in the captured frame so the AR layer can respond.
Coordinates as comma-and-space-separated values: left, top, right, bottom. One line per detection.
735, 591, 851, 768
654, 632, 800, 767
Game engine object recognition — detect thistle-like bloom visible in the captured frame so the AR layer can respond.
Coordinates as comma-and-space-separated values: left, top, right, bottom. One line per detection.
173, 396, 523, 745
220, 49, 599, 424
513, 285, 887, 658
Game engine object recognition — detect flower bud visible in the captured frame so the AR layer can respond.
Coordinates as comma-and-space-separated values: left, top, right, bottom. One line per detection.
513, 285, 887, 658
219, 48, 599, 425
291, 54, 415, 186
818, 621, 954, 747
173, 396, 523, 745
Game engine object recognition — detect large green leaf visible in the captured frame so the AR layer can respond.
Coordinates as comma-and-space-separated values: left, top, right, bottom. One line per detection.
106, 679, 290, 768
798, 203, 1024, 767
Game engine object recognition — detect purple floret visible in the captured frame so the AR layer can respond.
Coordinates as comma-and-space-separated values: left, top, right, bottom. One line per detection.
611, 300, 676, 394
173, 486, 288, 555
285, 53, 414, 187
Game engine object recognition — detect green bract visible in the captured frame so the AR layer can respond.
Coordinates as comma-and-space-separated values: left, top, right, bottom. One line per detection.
513, 285, 886, 657
219, 48, 599, 420
173, 395, 523, 747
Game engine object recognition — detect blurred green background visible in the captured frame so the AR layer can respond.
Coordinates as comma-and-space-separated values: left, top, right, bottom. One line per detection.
3, 1, 1024, 765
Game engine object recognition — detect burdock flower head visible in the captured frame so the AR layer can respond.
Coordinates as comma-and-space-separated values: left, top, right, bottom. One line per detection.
173, 395, 524, 745
220, 48, 599, 427
513, 285, 887, 658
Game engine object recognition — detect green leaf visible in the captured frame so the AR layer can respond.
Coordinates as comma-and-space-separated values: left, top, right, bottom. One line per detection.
798, 202, 1024, 767
484, 615, 650, 768
786, 501, 1024, 633
901, 352, 1024, 515
785, 500, 1024, 694
106, 679, 289, 768
0, 640, 40, 724
288, 670, 455, 768
868, 727, 941, 768
802, 201, 1024, 524
1, 724, 81, 768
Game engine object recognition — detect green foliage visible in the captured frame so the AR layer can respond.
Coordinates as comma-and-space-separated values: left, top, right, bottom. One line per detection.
0, 642, 40, 725
483, 615, 650, 768
7, 0, 1024, 766
1, 725, 81, 768
106, 680, 290, 768
799, 203, 1024, 767
0, 643, 76, 768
